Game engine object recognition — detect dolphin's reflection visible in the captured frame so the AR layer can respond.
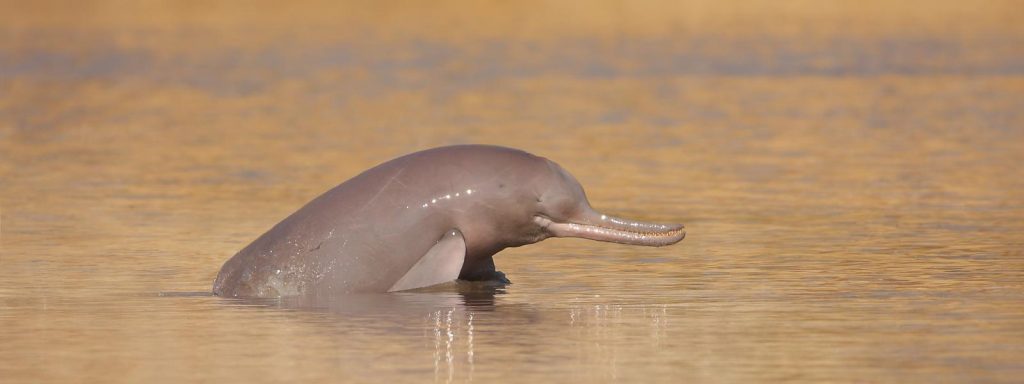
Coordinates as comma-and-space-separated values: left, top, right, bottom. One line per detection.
212, 286, 677, 383
428, 306, 474, 383
220, 281, 509, 383
233, 280, 506, 316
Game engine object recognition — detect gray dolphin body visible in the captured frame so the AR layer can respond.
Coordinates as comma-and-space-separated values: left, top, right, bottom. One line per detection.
213, 145, 685, 298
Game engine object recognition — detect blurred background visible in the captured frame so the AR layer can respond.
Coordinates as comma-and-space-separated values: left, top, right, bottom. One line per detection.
1, 1, 1022, 383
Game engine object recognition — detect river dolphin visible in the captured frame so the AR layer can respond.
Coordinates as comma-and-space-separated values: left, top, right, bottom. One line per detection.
213, 145, 685, 298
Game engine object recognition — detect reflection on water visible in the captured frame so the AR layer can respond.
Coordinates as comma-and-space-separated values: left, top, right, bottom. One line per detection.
2, 1, 1024, 383
425, 303, 673, 383
254, 281, 504, 315
429, 308, 472, 384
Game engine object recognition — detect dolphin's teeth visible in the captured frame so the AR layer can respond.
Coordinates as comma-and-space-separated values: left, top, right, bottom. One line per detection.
538, 214, 685, 247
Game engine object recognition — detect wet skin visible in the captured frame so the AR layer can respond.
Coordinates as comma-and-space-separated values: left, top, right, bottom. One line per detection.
213, 145, 685, 298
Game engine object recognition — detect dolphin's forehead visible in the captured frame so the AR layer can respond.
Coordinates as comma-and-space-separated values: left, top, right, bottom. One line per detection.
429, 145, 538, 166
412, 144, 533, 160
366, 145, 550, 209
542, 158, 586, 194
403, 145, 547, 178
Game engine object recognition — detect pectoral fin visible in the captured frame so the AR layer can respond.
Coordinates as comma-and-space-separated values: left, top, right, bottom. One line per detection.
388, 229, 466, 292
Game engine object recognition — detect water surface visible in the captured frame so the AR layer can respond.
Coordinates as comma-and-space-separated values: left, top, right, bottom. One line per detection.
1, 1, 1023, 382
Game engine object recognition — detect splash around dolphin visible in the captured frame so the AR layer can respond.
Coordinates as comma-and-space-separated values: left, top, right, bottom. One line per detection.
213, 145, 684, 298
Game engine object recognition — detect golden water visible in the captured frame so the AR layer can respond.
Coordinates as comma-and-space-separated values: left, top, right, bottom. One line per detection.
2, 1, 1023, 382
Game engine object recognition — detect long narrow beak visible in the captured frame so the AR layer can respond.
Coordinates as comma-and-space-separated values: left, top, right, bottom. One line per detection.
534, 206, 685, 246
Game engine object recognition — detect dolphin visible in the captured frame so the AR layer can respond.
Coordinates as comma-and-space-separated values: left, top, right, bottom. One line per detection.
213, 145, 684, 298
